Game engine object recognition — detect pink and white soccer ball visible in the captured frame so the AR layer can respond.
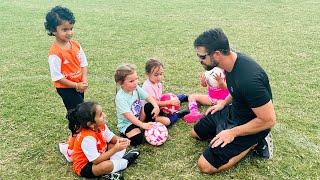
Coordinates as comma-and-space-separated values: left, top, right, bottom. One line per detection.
204, 67, 225, 87
160, 93, 180, 114
144, 122, 168, 146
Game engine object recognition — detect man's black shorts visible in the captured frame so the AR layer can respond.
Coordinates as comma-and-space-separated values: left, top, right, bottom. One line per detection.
194, 106, 269, 168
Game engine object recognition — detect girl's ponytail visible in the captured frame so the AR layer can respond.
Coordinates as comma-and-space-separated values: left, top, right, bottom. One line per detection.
67, 108, 81, 135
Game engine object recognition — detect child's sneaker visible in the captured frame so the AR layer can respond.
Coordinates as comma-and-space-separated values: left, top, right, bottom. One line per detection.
101, 171, 124, 180
177, 94, 188, 103
253, 132, 273, 159
58, 142, 73, 162
176, 109, 190, 118
123, 149, 140, 167
183, 111, 203, 123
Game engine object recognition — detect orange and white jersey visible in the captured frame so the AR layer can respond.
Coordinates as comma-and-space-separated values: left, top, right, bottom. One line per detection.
48, 40, 88, 88
72, 125, 115, 175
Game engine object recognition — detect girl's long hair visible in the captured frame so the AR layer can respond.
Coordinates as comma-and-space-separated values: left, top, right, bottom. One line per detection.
66, 101, 98, 135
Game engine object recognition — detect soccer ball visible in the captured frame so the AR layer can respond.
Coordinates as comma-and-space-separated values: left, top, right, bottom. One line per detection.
204, 67, 225, 87
144, 122, 168, 146
160, 93, 180, 114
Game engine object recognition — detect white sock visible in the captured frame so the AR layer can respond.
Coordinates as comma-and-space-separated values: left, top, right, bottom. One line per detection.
111, 158, 128, 173
110, 149, 126, 160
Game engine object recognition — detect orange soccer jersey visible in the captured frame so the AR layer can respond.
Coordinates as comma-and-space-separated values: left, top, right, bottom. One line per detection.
48, 40, 84, 88
72, 128, 107, 176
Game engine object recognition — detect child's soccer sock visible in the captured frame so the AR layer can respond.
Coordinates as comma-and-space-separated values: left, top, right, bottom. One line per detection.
110, 149, 126, 160
188, 101, 199, 112
168, 113, 179, 124
111, 158, 128, 173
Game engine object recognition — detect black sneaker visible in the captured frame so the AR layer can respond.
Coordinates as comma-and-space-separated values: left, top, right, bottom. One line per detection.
100, 171, 124, 180
123, 149, 140, 167
176, 109, 190, 118
253, 132, 273, 159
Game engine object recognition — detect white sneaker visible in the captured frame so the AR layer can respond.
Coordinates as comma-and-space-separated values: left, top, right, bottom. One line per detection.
58, 143, 73, 162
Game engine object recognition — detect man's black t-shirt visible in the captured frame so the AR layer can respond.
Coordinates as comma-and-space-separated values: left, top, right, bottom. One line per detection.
226, 52, 272, 126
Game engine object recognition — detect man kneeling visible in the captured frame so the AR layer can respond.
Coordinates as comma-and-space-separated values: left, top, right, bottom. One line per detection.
191, 28, 276, 173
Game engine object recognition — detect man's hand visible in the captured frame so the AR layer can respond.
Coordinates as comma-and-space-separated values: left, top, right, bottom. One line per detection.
209, 129, 236, 148
205, 100, 225, 115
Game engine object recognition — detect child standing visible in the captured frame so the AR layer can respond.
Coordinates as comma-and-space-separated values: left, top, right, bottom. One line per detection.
115, 64, 160, 146
142, 59, 189, 126
44, 6, 88, 111
183, 67, 229, 123
67, 101, 140, 179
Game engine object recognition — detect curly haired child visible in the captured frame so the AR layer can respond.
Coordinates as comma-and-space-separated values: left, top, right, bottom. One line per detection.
44, 6, 88, 111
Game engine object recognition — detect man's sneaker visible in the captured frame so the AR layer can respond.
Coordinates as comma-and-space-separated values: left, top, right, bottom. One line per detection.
123, 149, 140, 167
183, 111, 203, 123
58, 142, 73, 162
253, 132, 273, 159
101, 172, 124, 180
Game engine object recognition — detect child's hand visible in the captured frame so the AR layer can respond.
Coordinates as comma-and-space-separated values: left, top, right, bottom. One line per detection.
199, 73, 207, 87
213, 73, 226, 88
170, 98, 180, 106
76, 82, 88, 93
141, 122, 153, 130
114, 138, 130, 151
151, 106, 160, 119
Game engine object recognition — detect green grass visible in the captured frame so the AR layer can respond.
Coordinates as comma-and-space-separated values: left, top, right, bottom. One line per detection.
1, 0, 319, 179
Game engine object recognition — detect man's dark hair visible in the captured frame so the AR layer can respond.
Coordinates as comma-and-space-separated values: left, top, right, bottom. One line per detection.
194, 28, 230, 55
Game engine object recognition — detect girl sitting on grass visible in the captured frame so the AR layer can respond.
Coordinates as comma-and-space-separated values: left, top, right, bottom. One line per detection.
142, 58, 189, 126
114, 64, 160, 146
67, 101, 139, 179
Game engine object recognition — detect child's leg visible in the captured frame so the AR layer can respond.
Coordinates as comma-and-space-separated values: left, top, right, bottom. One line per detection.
91, 159, 128, 176
193, 94, 213, 106
184, 94, 209, 123
141, 102, 155, 122
110, 149, 126, 160
56, 88, 84, 111
176, 94, 188, 103
155, 116, 170, 126
125, 124, 144, 146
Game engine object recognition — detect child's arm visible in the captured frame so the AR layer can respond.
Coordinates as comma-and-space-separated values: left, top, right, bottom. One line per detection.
92, 139, 129, 164
213, 73, 227, 89
56, 78, 88, 90
123, 112, 153, 130
103, 125, 130, 144
109, 135, 130, 145
146, 96, 160, 119
200, 73, 208, 87
77, 66, 88, 93
156, 99, 179, 107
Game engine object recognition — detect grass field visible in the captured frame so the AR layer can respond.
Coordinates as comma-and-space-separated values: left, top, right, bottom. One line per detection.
1, 0, 319, 179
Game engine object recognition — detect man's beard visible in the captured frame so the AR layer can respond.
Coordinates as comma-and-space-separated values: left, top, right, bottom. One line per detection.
202, 60, 219, 71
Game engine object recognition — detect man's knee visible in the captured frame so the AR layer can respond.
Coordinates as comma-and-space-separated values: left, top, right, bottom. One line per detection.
197, 155, 218, 174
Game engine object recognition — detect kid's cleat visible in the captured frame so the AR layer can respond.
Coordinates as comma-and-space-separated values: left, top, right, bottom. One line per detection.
123, 149, 140, 167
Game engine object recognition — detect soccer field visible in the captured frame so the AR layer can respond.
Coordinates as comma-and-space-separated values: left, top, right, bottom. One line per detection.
0, 1, 319, 179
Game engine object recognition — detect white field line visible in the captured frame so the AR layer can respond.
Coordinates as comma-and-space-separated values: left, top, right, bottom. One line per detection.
0, 75, 115, 83
276, 123, 320, 157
